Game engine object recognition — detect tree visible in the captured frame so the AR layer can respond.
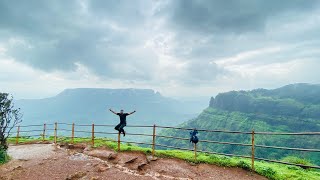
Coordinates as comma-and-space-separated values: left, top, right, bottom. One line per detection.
0, 93, 22, 150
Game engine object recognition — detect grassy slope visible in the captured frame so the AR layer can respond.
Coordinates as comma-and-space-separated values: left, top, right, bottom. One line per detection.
6, 137, 320, 180
157, 107, 320, 165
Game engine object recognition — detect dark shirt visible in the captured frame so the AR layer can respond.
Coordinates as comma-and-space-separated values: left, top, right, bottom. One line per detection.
117, 113, 129, 124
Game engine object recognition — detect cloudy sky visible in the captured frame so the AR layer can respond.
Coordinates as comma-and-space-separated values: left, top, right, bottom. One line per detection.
1, 0, 320, 99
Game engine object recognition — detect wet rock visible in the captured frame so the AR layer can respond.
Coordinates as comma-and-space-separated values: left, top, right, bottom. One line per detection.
86, 150, 116, 160
137, 163, 148, 171
58, 143, 67, 148
69, 153, 89, 161
66, 171, 87, 180
84, 146, 92, 152
124, 157, 138, 164
96, 164, 109, 172
67, 144, 86, 151
146, 155, 157, 162
12, 165, 23, 171
108, 153, 117, 160
93, 163, 100, 167
85, 163, 92, 166
17, 159, 28, 161
67, 144, 75, 149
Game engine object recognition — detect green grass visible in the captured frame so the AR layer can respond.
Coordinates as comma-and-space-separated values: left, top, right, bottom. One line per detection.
282, 156, 314, 166
6, 137, 320, 180
0, 148, 10, 164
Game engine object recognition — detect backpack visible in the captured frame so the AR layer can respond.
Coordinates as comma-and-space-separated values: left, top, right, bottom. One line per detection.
190, 129, 199, 144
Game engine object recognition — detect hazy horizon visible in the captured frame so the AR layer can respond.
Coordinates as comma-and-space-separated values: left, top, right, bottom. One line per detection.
1, 0, 320, 99
11, 82, 319, 101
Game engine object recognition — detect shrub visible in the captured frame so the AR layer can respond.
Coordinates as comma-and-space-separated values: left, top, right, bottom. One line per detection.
237, 161, 251, 171
282, 156, 313, 166
0, 148, 9, 164
257, 167, 276, 180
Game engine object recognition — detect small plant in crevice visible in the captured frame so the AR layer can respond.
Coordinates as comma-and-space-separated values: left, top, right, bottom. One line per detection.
237, 161, 251, 171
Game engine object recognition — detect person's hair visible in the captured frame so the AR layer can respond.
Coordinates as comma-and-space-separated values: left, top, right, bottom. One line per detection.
120, 109, 124, 111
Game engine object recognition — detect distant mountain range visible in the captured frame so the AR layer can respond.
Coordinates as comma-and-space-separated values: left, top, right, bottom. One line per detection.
14, 88, 208, 141
158, 83, 320, 165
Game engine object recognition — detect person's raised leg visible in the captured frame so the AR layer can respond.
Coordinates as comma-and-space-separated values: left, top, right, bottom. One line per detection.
115, 123, 121, 132
119, 124, 126, 136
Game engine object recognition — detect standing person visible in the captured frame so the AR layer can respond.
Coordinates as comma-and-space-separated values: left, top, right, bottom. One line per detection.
109, 109, 136, 136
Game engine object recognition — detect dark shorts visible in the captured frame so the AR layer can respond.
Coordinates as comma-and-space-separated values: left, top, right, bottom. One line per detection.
115, 123, 126, 132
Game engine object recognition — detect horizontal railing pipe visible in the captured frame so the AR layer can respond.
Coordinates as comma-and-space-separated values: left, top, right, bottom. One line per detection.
255, 144, 320, 152
125, 133, 154, 137
119, 140, 153, 146
199, 139, 252, 147
255, 132, 320, 135
156, 126, 252, 134
197, 149, 252, 159
94, 131, 119, 135
156, 135, 190, 141
155, 143, 194, 151
9, 122, 320, 169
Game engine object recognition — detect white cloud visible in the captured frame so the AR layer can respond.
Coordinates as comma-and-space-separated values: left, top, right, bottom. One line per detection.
0, 0, 320, 99
214, 47, 282, 66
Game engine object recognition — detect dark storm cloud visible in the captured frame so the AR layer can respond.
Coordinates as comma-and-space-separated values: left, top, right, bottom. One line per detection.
167, 0, 319, 34
0, 0, 82, 37
1, 0, 320, 86
87, 0, 151, 26
0, 0, 156, 79
182, 61, 228, 84
160, 0, 320, 62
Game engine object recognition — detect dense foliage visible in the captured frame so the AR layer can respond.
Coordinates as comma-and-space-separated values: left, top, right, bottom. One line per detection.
158, 84, 320, 165
210, 83, 320, 118
0, 148, 9, 164
0, 93, 22, 150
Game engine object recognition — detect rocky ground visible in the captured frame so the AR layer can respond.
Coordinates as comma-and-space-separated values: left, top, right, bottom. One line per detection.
0, 143, 266, 180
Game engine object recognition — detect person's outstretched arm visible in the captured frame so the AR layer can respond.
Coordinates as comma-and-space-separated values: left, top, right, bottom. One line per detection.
109, 108, 118, 115
128, 110, 136, 115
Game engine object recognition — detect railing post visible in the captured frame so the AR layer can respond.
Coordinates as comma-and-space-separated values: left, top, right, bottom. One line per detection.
194, 143, 197, 161
42, 123, 46, 142
251, 129, 255, 171
118, 132, 121, 151
54, 122, 57, 144
71, 123, 75, 144
92, 123, 95, 147
152, 124, 156, 158
16, 125, 20, 145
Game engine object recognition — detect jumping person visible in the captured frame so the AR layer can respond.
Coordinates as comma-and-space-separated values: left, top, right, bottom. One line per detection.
109, 109, 136, 136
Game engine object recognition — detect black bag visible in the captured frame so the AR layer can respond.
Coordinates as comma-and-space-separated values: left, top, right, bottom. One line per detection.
190, 129, 199, 144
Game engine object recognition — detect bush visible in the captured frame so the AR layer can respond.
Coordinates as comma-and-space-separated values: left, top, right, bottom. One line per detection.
0, 148, 9, 164
257, 167, 276, 180
282, 156, 313, 166
237, 161, 251, 171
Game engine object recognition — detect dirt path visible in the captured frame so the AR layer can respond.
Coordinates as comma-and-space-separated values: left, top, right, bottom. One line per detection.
0, 144, 266, 180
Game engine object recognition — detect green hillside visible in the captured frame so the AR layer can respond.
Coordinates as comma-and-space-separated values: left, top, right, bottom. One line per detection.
158, 84, 320, 165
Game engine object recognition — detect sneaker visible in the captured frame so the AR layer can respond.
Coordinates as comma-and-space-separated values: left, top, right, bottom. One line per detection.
123, 131, 126, 137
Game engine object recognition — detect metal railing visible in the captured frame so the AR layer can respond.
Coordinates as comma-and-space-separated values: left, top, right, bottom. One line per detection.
10, 122, 320, 170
